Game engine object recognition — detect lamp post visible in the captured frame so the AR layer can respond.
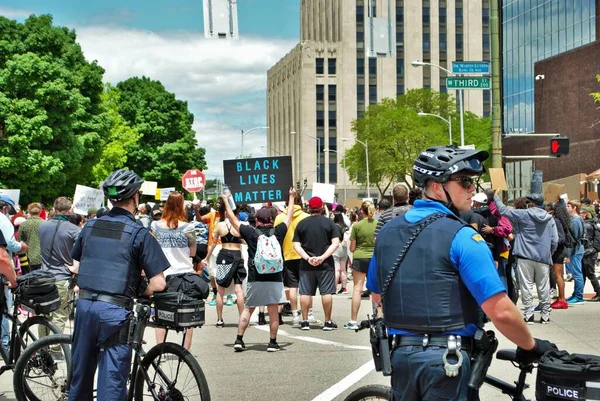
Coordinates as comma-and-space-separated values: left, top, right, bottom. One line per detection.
240, 126, 269, 157
291, 131, 321, 183
260, 145, 280, 155
342, 138, 370, 199
411, 60, 465, 147
418, 112, 452, 145
323, 148, 346, 203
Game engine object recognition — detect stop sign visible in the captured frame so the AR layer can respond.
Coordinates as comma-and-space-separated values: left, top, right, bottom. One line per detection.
181, 169, 206, 193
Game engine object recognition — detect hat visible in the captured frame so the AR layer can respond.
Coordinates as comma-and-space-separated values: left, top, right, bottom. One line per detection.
238, 212, 249, 222
255, 208, 273, 224
0, 195, 15, 207
152, 209, 162, 216
308, 196, 323, 210
472, 193, 488, 205
526, 193, 544, 207
87, 207, 98, 216
581, 206, 595, 216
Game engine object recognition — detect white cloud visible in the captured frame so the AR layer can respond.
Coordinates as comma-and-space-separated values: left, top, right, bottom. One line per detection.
75, 25, 294, 179
0, 7, 33, 19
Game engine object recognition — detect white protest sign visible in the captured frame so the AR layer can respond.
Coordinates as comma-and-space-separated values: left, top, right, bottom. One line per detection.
160, 187, 176, 201
0, 189, 20, 206
311, 183, 335, 203
72, 185, 104, 216
140, 180, 158, 196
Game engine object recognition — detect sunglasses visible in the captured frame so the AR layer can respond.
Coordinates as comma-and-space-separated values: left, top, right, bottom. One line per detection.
447, 176, 479, 189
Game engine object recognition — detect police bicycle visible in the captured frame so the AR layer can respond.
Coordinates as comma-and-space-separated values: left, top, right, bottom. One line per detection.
344, 317, 535, 401
13, 297, 211, 401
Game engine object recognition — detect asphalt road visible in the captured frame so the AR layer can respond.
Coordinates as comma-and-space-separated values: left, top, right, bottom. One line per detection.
1, 277, 600, 401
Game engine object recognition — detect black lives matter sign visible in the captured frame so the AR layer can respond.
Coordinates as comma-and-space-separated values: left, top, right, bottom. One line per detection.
223, 156, 292, 203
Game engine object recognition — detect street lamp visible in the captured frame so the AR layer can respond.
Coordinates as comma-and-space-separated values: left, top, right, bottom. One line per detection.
260, 145, 280, 155
291, 131, 322, 183
418, 112, 452, 145
323, 148, 347, 203
240, 126, 269, 157
411, 60, 465, 147
342, 138, 370, 199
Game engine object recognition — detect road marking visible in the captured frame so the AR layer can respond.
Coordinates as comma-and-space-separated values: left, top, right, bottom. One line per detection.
311, 360, 375, 401
253, 326, 371, 350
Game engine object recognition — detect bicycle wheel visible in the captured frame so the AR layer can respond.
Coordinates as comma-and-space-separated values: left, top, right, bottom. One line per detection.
13, 334, 72, 401
16, 315, 62, 358
344, 384, 392, 401
134, 342, 211, 401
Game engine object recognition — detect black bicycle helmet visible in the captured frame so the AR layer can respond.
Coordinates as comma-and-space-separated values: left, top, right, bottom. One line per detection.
413, 145, 489, 188
102, 169, 144, 202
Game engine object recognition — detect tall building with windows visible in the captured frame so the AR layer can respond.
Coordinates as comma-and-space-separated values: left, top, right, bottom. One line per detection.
267, 0, 489, 201
502, 1, 597, 133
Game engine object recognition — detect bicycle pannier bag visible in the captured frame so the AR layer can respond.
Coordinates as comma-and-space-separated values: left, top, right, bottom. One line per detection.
19, 287, 61, 315
536, 350, 600, 400
17, 271, 57, 296
153, 292, 205, 329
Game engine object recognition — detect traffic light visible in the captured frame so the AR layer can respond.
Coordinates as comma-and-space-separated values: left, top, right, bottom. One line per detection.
549, 137, 569, 157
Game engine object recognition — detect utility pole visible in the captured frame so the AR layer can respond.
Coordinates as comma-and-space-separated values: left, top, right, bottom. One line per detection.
491, 0, 502, 168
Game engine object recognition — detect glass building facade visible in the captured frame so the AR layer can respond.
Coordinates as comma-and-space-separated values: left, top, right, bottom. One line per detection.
502, 0, 596, 133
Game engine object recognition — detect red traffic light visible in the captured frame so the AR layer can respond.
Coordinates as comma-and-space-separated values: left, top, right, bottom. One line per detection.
549, 137, 569, 156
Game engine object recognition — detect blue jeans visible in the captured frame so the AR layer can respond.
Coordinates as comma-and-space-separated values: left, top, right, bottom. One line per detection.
567, 251, 584, 300
497, 258, 508, 291
1, 285, 13, 351
68, 299, 132, 401
390, 345, 474, 401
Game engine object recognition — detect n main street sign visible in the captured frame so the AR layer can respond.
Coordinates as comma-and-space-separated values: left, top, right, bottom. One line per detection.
451, 61, 490, 74
446, 77, 491, 90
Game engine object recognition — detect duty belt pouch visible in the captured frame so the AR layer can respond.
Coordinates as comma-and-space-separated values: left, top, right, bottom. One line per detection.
536, 350, 600, 400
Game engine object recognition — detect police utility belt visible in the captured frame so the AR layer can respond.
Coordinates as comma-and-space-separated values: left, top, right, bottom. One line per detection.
79, 290, 133, 310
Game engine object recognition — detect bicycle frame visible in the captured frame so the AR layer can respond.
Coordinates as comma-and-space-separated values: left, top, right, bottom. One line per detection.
484, 360, 532, 400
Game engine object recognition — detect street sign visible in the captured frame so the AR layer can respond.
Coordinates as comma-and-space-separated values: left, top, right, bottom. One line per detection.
549, 137, 570, 156
451, 61, 490, 74
181, 169, 206, 193
446, 77, 491, 90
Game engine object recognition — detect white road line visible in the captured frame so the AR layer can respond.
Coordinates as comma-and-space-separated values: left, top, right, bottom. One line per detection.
253, 325, 371, 350
311, 360, 375, 401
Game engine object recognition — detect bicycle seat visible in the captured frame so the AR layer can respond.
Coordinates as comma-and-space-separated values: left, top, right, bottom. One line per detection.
496, 349, 518, 362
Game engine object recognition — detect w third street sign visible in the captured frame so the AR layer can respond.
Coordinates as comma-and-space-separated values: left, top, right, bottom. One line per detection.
446, 77, 491, 90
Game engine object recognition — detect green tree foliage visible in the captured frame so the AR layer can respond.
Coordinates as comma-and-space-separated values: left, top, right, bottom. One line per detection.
344, 89, 492, 194
591, 74, 600, 103
115, 77, 207, 188
0, 15, 109, 204
91, 85, 141, 185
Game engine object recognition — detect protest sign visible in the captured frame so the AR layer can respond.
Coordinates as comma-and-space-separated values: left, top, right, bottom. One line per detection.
72, 185, 104, 216
311, 183, 335, 203
0, 189, 20, 206
543, 183, 564, 204
158, 187, 176, 201
223, 156, 292, 203
140, 181, 158, 196
489, 168, 507, 191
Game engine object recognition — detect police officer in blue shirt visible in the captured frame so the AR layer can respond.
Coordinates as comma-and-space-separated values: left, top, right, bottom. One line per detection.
368, 146, 556, 401
69, 169, 169, 401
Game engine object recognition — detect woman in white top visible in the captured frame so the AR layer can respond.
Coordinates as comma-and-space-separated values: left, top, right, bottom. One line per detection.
151, 192, 196, 350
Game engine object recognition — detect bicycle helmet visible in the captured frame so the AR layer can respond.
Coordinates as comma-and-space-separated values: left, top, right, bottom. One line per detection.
413, 145, 489, 188
102, 169, 144, 202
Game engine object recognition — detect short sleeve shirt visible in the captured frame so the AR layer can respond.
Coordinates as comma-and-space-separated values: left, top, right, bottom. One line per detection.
350, 218, 377, 259
293, 215, 340, 270
239, 223, 287, 282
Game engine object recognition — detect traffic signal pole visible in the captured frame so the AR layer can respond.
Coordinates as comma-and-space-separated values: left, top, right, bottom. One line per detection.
491, 0, 502, 168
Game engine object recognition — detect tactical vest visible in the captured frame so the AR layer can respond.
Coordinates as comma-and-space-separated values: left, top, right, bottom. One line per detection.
376, 213, 481, 333
77, 214, 144, 298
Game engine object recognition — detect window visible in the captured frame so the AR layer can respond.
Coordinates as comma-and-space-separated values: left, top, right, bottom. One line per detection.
369, 85, 377, 103
356, 5, 364, 22
316, 110, 324, 128
440, 33, 447, 50
329, 110, 337, 128
396, 84, 404, 95
328, 85, 337, 102
357, 58, 365, 75
328, 58, 337, 75
357, 31, 364, 42
369, 58, 377, 76
316, 58, 324, 74
423, 7, 430, 23
329, 161, 337, 184
456, 8, 463, 25
396, 61, 403, 76
423, 33, 430, 49
440, 7, 447, 24
316, 85, 324, 102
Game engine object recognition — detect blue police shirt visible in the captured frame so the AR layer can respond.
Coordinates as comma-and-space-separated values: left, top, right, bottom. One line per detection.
367, 200, 505, 337
71, 207, 170, 280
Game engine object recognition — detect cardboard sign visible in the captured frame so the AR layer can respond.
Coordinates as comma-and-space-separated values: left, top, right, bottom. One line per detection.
140, 181, 158, 196
345, 199, 364, 209
223, 156, 292, 203
157, 187, 176, 201
311, 182, 335, 203
543, 183, 564, 204
489, 168, 507, 191
0, 189, 20, 206
72, 185, 104, 216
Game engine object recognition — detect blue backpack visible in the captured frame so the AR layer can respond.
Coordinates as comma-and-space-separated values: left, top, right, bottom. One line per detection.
253, 228, 283, 274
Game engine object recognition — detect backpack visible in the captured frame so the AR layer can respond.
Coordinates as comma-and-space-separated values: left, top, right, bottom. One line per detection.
253, 228, 284, 274
592, 225, 600, 253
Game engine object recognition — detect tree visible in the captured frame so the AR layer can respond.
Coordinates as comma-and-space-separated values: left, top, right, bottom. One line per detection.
115, 77, 207, 188
91, 85, 141, 185
0, 15, 109, 204
344, 89, 492, 195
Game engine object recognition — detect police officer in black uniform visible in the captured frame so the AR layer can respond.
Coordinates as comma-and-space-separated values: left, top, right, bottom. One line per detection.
69, 169, 170, 401
367, 146, 556, 400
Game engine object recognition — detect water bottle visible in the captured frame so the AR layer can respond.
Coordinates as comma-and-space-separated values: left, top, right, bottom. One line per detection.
222, 185, 236, 210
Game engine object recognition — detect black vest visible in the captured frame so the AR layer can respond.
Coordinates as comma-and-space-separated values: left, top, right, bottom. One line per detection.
375, 213, 481, 333
77, 214, 144, 298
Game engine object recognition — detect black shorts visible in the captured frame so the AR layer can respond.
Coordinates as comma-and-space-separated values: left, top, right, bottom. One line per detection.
195, 244, 208, 261
352, 258, 371, 274
299, 268, 335, 296
283, 259, 301, 288
552, 245, 567, 264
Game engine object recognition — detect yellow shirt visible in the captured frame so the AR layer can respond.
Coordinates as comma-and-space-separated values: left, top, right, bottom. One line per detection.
274, 205, 309, 261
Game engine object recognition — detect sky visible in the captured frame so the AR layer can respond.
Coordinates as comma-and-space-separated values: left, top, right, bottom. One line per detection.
0, 0, 300, 181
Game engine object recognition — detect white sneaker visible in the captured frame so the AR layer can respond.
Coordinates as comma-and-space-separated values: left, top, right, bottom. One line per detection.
307, 314, 318, 323
292, 316, 300, 326
343, 321, 359, 330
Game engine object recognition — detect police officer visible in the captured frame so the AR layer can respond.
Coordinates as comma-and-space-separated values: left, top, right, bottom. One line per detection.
367, 146, 556, 400
69, 169, 169, 401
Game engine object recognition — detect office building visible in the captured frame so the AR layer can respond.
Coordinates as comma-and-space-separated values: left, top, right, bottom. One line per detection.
267, 0, 490, 202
